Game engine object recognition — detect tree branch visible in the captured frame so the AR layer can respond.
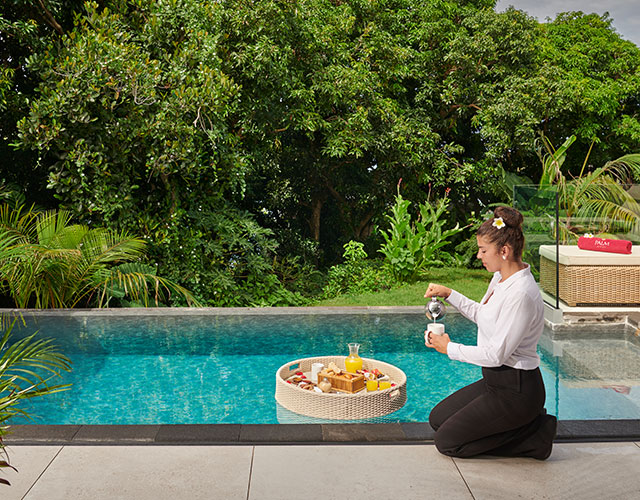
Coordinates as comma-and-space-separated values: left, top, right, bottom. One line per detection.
38, 0, 64, 36
449, 103, 481, 112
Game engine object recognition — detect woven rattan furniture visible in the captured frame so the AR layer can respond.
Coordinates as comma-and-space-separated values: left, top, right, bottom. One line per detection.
275, 356, 407, 420
539, 244, 640, 306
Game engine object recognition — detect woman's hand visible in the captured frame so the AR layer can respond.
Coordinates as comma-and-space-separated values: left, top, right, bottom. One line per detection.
425, 332, 450, 355
424, 283, 452, 299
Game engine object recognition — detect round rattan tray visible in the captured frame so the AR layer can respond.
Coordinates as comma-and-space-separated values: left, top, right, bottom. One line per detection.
275, 356, 407, 420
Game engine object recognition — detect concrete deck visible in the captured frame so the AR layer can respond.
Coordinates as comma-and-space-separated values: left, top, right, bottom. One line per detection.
3, 442, 640, 499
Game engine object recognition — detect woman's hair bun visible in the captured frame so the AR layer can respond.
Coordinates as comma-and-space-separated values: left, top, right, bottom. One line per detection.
494, 206, 523, 229
477, 205, 525, 258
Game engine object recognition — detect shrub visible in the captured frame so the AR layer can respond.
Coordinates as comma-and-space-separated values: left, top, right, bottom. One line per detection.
378, 190, 466, 282
321, 241, 395, 299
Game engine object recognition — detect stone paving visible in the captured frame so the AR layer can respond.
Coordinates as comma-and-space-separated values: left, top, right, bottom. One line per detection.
3, 442, 640, 500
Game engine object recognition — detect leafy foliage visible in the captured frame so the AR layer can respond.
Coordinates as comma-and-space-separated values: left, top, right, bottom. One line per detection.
1, 0, 85, 205
321, 240, 394, 299
0, 204, 198, 308
10, 1, 322, 304
220, 0, 465, 251
16, 1, 244, 227
4, 1, 640, 304
378, 190, 466, 282
145, 201, 311, 306
453, 210, 491, 269
450, 8, 640, 182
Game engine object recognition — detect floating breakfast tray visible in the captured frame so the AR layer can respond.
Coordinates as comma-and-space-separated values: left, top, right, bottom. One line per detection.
275, 356, 407, 420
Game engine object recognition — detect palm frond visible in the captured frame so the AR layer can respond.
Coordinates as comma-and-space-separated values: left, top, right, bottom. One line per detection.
576, 199, 640, 232
50, 224, 89, 250
4, 247, 77, 308
0, 232, 21, 287
0, 205, 199, 308
572, 174, 627, 205
35, 210, 74, 247
0, 318, 72, 457
0, 328, 71, 376
602, 154, 640, 181
537, 135, 640, 241
0, 204, 39, 243
80, 229, 146, 264
86, 266, 201, 308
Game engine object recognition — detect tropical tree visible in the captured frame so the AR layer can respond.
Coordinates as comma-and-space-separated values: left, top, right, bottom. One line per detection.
442, 8, 640, 187
0, 316, 72, 486
1, 0, 85, 207
222, 0, 498, 254
0, 205, 199, 308
12, 1, 311, 304
8, 0, 640, 294
536, 134, 640, 242
14, 1, 244, 228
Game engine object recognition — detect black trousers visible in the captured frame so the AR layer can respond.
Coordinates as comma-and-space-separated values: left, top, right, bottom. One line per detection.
429, 365, 549, 458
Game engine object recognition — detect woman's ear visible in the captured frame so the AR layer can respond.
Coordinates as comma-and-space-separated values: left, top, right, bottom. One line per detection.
501, 246, 510, 260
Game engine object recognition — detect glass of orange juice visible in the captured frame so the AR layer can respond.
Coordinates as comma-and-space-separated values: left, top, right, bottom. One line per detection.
366, 379, 378, 391
379, 380, 391, 390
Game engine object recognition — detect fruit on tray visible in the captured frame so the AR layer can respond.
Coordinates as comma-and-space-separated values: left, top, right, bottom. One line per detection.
358, 368, 386, 380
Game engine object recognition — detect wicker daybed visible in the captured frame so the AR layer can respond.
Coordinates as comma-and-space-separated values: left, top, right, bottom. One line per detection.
539, 244, 640, 306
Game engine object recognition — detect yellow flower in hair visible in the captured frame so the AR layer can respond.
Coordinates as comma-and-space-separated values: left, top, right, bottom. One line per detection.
492, 217, 505, 229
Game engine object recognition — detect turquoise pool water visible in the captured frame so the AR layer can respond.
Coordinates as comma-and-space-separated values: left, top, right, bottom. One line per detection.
10, 312, 640, 424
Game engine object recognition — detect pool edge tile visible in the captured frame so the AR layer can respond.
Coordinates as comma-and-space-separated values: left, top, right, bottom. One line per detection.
557, 419, 640, 441
5, 420, 640, 446
72, 425, 161, 444
0, 306, 427, 317
4, 424, 81, 444
400, 422, 435, 441
239, 424, 323, 443
154, 424, 242, 444
321, 423, 406, 442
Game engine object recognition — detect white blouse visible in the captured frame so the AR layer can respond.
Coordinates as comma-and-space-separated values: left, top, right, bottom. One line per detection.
445, 264, 544, 369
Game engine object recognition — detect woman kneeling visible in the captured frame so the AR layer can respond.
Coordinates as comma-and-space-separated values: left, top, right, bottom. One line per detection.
424, 206, 557, 460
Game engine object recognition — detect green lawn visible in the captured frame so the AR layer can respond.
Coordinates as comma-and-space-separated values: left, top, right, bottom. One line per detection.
313, 267, 492, 306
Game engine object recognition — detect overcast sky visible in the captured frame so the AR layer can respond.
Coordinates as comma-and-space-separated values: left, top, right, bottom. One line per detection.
495, 0, 640, 47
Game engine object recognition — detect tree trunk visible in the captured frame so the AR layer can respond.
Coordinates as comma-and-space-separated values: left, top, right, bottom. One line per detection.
159, 172, 178, 216
326, 182, 374, 241
309, 193, 326, 242
354, 210, 375, 240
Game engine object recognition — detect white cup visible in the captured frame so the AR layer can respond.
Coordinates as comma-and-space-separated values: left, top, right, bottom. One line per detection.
311, 363, 325, 383
425, 323, 445, 345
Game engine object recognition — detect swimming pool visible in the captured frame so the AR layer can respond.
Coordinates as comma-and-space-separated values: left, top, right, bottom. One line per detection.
9, 310, 640, 424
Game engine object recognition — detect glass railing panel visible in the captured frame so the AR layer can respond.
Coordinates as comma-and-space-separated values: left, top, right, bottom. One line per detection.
513, 184, 640, 309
